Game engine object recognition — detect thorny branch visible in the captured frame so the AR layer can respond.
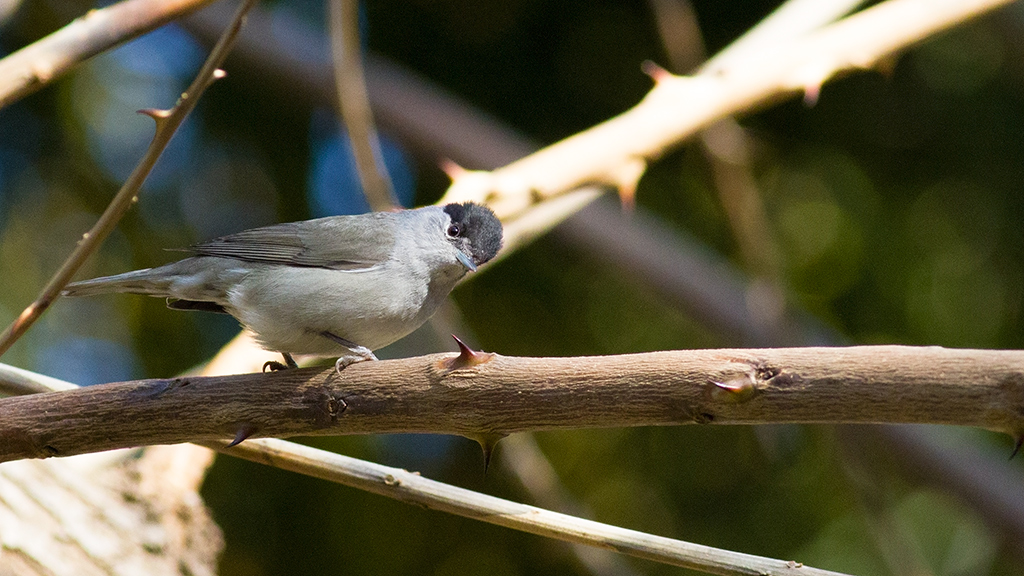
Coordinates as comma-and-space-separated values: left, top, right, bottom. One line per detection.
2, 346, 1022, 463
0, 0, 258, 358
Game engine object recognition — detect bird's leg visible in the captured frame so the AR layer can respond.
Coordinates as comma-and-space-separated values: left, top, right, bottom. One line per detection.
321, 331, 378, 375
262, 352, 298, 373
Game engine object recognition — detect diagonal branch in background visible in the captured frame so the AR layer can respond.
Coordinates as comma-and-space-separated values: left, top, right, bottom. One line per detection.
0, 0, 219, 110
0, 0, 258, 358
440, 0, 1016, 219
161, 0, 1016, 260
695, 0, 864, 73
2, 346, 1023, 463
0, 0, 1013, 275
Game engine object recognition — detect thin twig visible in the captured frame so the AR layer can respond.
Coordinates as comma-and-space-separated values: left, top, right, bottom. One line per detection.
0, 0, 258, 359
210, 437, 849, 576
328, 0, 397, 211
499, 434, 644, 576
0, 0, 219, 110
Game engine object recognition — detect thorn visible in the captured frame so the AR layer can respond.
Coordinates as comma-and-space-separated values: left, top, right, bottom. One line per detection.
473, 434, 506, 474
226, 424, 257, 448
138, 108, 172, 122
712, 378, 752, 392
875, 55, 898, 78
1010, 434, 1023, 460
800, 69, 829, 107
791, 61, 832, 107
618, 181, 637, 212
707, 372, 759, 402
439, 335, 494, 373
803, 83, 822, 107
610, 158, 646, 212
640, 60, 673, 83
441, 166, 497, 206
440, 158, 468, 182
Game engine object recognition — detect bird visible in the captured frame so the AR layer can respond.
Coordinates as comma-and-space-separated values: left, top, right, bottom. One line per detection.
63, 202, 503, 373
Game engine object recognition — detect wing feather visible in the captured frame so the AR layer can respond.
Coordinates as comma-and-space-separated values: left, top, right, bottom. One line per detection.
188, 214, 394, 270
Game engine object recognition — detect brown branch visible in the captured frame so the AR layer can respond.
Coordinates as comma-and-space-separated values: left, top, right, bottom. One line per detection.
0, 0, 219, 110
2, 346, 1022, 463
0, 0, 257, 359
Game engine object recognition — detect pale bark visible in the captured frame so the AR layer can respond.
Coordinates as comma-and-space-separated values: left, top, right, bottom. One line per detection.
0, 0, 218, 109
0, 445, 222, 576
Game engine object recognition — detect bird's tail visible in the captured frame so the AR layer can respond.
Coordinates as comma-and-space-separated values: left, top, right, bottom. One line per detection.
64, 258, 243, 306
62, 268, 173, 298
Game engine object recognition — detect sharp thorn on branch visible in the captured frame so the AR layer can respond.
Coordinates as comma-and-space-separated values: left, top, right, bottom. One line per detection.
137, 108, 172, 122
640, 59, 672, 83
440, 158, 468, 182
803, 84, 821, 107
440, 334, 494, 373
473, 433, 506, 475
227, 424, 257, 448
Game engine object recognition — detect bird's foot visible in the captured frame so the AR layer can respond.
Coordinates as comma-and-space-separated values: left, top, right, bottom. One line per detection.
320, 331, 378, 375
334, 348, 378, 375
263, 352, 298, 373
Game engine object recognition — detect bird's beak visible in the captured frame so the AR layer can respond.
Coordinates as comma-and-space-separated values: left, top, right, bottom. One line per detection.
456, 250, 478, 272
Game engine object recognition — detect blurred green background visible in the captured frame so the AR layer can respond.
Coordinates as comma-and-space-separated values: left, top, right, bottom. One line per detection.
2, 0, 1024, 574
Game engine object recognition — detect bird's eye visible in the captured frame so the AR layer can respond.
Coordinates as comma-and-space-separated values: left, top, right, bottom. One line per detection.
447, 223, 462, 237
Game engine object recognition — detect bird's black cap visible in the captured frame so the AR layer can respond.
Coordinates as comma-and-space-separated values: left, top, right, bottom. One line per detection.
443, 202, 503, 265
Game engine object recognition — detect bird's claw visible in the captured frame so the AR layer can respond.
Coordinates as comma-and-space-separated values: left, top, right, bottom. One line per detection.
334, 350, 378, 376
263, 361, 290, 373
263, 352, 298, 372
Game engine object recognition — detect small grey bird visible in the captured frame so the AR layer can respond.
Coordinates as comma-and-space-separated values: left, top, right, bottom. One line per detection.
63, 202, 503, 372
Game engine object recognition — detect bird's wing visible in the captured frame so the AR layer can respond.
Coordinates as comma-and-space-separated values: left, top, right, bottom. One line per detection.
189, 214, 395, 270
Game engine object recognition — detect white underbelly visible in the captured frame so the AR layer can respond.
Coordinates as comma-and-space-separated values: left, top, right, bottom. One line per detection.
226, 263, 440, 356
